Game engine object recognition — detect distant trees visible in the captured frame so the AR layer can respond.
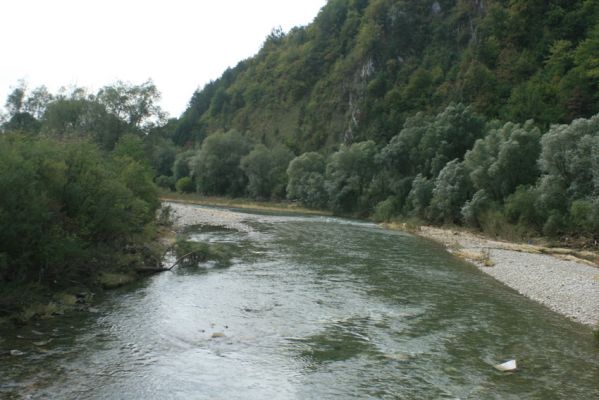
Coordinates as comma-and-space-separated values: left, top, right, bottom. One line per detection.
190, 130, 252, 196
286, 152, 328, 209
465, 121, 542, 201
240, 144, 294, 200
325, 140, 378, 214
97, 80, 166, 130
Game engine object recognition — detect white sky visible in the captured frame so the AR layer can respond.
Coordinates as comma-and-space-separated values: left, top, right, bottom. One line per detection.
0, 0, 327, 118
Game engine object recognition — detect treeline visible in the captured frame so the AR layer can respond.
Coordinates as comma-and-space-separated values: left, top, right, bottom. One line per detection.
166, 103, 599, 241
0, 82, 168, 315
174, 0, 599, 153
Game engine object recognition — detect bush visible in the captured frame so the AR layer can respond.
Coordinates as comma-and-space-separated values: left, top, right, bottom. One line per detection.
0, 135, 158, 291
504, 186, 543, 230
174, 240, 231, 268
543, 212, 567, 237
570, 199, 599, 236
461, 190, 492, 228
191, 130, 252, 196
372, 197, 399, 222
176, 177, 194, 193
156, 175, 176, 190
286, 152, 328, 209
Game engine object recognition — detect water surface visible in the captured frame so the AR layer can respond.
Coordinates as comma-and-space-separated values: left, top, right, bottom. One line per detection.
1, 206, 598, 399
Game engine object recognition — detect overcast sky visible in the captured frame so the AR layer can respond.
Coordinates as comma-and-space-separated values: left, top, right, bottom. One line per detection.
0, 0, 327, 118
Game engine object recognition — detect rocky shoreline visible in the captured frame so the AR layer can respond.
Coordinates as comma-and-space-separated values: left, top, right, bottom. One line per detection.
414, 226, 599, 327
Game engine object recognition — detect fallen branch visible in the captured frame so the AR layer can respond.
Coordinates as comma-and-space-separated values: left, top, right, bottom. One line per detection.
167, 251, 202, 271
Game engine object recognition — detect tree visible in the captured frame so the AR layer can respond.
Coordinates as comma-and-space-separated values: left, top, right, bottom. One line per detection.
191, 130, 252, 196
24, 85, 53, 119
538, 114, 599, 200
0, 135, 158, 290
405, 174, 434, 219
97, 80, 166, 130
286, 152, 328, 209
41, 98, 128, 150
240, 144, 294, 200
325, 140, 377, 214
4, 81, 26, 116
465, 120, 542, 201
173, 150, 196, 181
429, 159, 473, 224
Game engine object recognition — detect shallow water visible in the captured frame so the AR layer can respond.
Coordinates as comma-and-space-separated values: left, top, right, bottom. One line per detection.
2, 206, 599, 399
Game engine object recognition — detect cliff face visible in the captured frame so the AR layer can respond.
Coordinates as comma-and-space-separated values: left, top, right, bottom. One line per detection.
174, 0, 599, 152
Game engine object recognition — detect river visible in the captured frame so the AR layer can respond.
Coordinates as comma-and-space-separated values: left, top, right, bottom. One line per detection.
1, 206, 599, 399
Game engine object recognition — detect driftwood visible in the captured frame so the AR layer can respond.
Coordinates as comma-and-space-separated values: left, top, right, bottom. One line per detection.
166, 251, 202, 270
134, 250, 204, 274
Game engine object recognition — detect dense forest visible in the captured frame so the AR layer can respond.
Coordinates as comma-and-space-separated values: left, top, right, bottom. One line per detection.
168, 0, 599, 240
2, 0, 599, 315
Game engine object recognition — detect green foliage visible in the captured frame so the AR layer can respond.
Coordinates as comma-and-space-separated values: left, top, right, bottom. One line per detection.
0, 135, 158, 291
539, 115, 599, 199
174, 240, 232, 268
97, 79, 166, 130
286, 152, 328, 209
465, 120, 542, 201
380, 104, 486, 181
113, 134, 148, 164
504, 186, 543, 229
41, 98, 127, 150
406, 174, 434, 220
461, 190, 493, 229
191, 130, 252, 196
325, 140, 378, 214
175, 177, 194, 193
174, 0, 599, 150
570, 199, 599, 236
240, 144, 294, 200
429, 160, 473, 224
155, 175, 176, 191
372, 197, 399, 223
173, 150, 196, 181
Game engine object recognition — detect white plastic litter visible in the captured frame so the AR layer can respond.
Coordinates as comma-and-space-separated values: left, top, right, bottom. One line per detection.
494, 359, 517, 372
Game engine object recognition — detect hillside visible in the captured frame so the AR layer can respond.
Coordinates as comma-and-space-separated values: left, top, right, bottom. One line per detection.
174, 0, 599, 153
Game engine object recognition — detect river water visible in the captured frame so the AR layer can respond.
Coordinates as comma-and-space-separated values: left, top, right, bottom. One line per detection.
1, 206, 599, 399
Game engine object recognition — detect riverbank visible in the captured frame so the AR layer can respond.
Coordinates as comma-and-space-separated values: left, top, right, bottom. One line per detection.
391, 223, 599, 327
160, 192, 331, 217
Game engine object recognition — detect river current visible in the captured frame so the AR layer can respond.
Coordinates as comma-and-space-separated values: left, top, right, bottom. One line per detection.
1, 206, 599, 399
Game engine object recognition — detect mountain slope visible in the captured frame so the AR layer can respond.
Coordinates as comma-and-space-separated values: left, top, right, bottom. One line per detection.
174, 0, 599, 153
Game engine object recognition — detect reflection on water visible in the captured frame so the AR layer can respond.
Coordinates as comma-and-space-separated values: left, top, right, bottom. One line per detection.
1, 207, 599, 399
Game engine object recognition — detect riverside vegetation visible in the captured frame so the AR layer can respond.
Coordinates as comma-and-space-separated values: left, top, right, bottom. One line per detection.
2, 1, 599, 321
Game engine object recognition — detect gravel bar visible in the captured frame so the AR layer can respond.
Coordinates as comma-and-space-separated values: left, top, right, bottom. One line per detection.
417, 226, 599, 327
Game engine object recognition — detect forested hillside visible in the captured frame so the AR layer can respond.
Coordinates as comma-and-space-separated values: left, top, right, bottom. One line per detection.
175, 0, 599, 152
161, 0, 599, 242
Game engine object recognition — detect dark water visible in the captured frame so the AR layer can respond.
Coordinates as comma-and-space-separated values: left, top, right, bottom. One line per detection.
2, 207, 599, 399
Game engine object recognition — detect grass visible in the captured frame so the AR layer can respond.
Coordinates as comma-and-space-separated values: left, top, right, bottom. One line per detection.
98, 272, 137, 289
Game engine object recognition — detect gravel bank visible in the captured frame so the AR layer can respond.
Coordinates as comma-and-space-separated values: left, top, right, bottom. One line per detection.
417, 226, 599, 327
166, 201, 253, 232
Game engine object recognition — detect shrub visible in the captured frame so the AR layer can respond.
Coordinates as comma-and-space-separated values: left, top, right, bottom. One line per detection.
176, 177, 194, 193
372, 197, 399, 222
155, 175, 176, 190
